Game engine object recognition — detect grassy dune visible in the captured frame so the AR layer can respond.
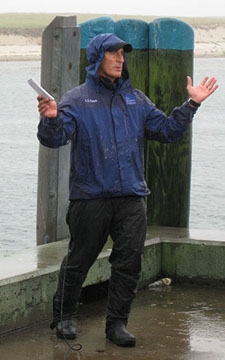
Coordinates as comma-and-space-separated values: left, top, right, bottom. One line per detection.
0, 12, 225, 34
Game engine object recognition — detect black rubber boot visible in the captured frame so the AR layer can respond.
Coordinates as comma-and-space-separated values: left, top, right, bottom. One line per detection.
56, 319, 76, 340
105, 251, 142, 348
50, 292, 79, 333
106, 321, 136, 347
50, 253, 83, 333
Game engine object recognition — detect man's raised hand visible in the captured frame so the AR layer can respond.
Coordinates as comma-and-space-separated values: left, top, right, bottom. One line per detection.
186, 76, 218, 104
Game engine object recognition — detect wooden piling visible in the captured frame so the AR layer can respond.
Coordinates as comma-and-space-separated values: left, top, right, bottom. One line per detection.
79, 16, 115, 84
115, 19, 149, 92
37, 16, 80, 244
147, 18, 194, 227
115, 19, 151, 204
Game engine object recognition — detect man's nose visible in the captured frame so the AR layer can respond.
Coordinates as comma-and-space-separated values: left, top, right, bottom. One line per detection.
117, 53, 124, 62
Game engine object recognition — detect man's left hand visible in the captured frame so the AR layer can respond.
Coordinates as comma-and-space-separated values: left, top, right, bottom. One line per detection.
186, 76, 218, 104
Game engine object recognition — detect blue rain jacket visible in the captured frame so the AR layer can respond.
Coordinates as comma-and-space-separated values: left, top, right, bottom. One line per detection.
37, 33, 196, 200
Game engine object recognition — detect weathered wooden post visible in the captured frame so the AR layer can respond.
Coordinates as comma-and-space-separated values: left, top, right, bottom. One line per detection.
79, 16, 115, 84
147, 18, 194, 227
37, 16, 80, 245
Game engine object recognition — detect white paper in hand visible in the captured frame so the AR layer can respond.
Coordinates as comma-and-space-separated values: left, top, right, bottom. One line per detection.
28, 79, 54, 101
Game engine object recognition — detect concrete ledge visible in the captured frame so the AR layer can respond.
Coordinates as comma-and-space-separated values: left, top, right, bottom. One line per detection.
160, 229, 225, 284
0, 239, 111, 335
1, 226, 225, 335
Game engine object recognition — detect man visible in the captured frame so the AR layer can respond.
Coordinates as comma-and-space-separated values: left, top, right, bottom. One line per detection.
37, 33, 218, 347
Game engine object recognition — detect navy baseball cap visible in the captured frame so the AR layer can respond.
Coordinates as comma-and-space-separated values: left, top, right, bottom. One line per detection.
107, 41, 132, 53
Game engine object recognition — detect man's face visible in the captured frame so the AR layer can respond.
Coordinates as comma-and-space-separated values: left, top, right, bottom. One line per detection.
98, 48, 125, 82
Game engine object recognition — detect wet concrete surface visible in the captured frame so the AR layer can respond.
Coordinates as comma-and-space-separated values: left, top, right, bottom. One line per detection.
0, 284, 225, 360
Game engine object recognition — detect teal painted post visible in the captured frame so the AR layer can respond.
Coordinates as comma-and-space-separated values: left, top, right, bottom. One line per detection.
115, 19, 151, 196
147, 18, 194, 227
115, 19, 149, 92
79, 17, 115, 84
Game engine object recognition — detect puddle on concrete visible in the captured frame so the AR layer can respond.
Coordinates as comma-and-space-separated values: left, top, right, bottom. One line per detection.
0, 284, 225, 360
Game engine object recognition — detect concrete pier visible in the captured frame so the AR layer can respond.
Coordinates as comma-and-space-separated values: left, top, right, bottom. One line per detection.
1, 227, 225, 336
1, 284, 225, 360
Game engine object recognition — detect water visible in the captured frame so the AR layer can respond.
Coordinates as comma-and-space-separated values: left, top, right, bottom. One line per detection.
0, 58, 224, 257
191, 57, 225, 231
0, 61, 40, 256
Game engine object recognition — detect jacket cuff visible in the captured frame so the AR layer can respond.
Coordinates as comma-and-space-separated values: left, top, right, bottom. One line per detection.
42, 116, 62, 128
185, 100, 199, 113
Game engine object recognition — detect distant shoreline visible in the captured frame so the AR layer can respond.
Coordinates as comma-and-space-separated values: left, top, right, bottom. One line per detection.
1, 24, 225, 61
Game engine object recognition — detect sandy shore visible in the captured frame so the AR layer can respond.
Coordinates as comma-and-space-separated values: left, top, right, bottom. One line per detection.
0, 33, 41, 61
0, 25, 225, 60
194, 24, 225, 57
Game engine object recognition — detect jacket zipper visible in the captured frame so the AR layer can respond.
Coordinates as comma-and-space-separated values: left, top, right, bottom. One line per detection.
120, 94, 129, 137
110, 91, 123, 193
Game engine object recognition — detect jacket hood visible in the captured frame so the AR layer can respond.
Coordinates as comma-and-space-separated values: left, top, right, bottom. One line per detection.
86, 33, 132, 83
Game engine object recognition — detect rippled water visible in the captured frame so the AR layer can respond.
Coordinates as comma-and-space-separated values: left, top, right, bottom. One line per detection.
0, 61, 40, 256
190, 57, 225, 231
0, 58, 224, 256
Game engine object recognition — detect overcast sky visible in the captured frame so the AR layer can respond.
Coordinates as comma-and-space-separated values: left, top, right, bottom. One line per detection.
0, 0, 225, 17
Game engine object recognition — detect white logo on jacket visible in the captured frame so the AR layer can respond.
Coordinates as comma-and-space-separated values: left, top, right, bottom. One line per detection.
85, 99, 98, 103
